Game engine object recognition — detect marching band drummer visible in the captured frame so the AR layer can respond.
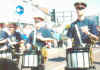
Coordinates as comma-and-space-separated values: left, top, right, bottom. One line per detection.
67, 1, 99, 48
0, 23, 8, 51
66, 1, 100, 66
24, 17, 54, 64
7, 23, 24, 62
7, 23, 24, 51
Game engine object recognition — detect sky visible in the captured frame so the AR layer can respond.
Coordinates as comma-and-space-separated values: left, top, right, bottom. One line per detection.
37, 0, 100, 14
0, 0, 100, 22
0, 0, 100, 14
0, 0, 34, 23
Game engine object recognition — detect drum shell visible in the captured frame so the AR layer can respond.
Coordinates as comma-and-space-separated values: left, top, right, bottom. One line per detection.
0, 51, 12, 60
22, 50, 40, 67
66, 48, 90, 69
22, 54, 38, 67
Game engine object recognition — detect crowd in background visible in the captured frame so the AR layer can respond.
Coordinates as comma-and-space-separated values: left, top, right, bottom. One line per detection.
0, 17, 67, 54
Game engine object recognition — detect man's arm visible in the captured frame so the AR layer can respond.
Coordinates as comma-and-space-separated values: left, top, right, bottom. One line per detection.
0, 39, 8, 44
89, 20, 99, 40
67, 38, 72, 48
0, 31, 8, 44
37, 35, 54, 42
81, 25, 99, 41
87, 32, 99, 40
66, 24, 73, 48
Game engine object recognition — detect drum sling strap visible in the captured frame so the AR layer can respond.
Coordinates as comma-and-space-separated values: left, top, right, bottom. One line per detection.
75, 24, 85, 47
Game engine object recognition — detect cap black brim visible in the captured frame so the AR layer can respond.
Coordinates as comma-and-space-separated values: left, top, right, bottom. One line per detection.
74, 2, 87, 8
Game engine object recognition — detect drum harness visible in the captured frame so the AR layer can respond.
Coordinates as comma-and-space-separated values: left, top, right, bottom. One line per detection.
75, 24, 86, 48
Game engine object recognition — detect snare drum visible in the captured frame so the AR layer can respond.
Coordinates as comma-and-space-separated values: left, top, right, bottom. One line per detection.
66, 48, 90, 69
0, 51, 12, 60
22, 50, 38, 67
22, 54, 38, 67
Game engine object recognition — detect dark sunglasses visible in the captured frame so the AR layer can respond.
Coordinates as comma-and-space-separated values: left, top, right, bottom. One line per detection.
8, 25, 17, 28
76, 7, 84, 10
